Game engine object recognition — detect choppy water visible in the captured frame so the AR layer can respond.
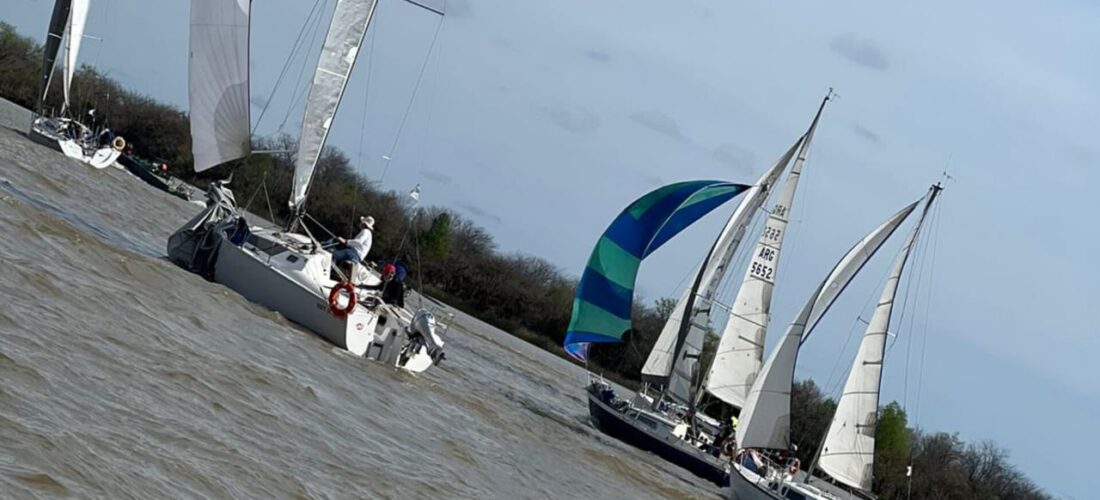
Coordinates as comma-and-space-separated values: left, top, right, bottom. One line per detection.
0, 99, 718, 499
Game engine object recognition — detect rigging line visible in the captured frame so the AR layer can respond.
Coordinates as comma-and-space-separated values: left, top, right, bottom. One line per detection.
243, 170, 269, 212
415, 9, 447, 174
254, 0, 326, 134
277, 0, 330, 134
898, 198, 935, 412
378, 14, 445, 182
912, 200, 942, 426
823, 243, 897, 395
261, 177, 277, 227
711, 210, 766, 334
356, 27, 378, 171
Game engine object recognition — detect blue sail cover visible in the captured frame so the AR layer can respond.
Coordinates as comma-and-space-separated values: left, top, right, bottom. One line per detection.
563, 180, 750, 362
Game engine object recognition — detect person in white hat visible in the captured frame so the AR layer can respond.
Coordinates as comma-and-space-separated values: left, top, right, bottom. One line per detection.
332, 215, 374, 274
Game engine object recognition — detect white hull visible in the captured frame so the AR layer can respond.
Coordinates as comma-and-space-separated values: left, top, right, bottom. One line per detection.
30, 117, 122, 169
729, 462, 851, 500
729, 463, 783, 500
215, 239, 377, 355
211, 230, 441, 372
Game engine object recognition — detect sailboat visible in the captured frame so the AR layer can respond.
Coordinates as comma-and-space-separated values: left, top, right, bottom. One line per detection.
728, 184, 942, 500
166, 0, 446, 372
568, 93, 831, 486
28, 0, 124, 169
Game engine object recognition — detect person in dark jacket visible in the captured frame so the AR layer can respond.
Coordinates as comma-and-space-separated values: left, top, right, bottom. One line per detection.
365, 264, 404, 308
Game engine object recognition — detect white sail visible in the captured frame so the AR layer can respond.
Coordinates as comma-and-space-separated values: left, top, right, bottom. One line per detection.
290, 0, 380, 212
640, 137, 803, 386
189, 0, 251, 172
816, 187, 940, 491
736, 200, 919, 450
62, 0, 90, 112
705, 96, 830, 409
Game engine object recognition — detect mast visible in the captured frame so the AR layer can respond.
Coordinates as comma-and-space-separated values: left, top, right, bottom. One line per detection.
700, 90, 832, 411
804, 184, 942, 491
35, 0, 73, 116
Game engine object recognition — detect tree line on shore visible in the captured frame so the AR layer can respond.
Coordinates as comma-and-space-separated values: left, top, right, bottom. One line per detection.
1, 23, 1049, 498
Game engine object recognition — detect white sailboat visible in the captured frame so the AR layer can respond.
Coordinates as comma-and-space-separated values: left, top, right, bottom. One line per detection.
584, 92, 832, 485
28, 0, 124, 169
728, 184, 942, 500
167, 0, 446, 372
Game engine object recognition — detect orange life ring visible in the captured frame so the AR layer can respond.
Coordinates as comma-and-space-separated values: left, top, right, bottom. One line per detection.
111, 136, 126, 151
328, 282, 357, 317
788, 458, 801, 476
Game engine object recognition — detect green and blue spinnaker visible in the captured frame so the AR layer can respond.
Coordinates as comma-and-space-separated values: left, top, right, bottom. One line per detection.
563, 180, 750, 362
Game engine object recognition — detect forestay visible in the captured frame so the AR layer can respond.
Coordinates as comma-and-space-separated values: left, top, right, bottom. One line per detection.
36, 0, 72, 114
189, 0, 251, 172
736, 200, 919, 450
816, 186, 941, 491
62, 0, 90, 112
563, 181, 750, 362
290, 0, 380, 212
705, 95, 830, 410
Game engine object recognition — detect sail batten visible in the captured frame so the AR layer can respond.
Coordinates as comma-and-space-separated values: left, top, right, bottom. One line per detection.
189, 0, 251, 172
290, 0, 380, 212
815, 186, 941, 492
735, 200, 920, 450
704, 94, 830, 409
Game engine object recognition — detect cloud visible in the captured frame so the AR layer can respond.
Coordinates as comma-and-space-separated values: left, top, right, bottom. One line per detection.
851, 124, 881, 143
630, 111, 685, 141
250, 94, 269, 109
712, 143, 756, 175
585, 50, 612, 64
537, 106, 602, 134
456, 202, 502, 225
419, 169, 453, 186
636, 173, 666, 187
829, 33, 890, 71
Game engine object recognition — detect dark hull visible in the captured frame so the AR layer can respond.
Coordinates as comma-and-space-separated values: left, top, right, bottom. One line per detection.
118, 155, 193, 200
587, 388, 730, 486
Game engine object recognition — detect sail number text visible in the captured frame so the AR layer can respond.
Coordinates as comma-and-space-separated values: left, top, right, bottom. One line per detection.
762, 226, 783, 242
751, 261, 774, 281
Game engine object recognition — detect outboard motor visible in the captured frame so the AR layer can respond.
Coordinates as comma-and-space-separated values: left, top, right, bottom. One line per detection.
166, 180, 239, 276
407, 309, 446, 365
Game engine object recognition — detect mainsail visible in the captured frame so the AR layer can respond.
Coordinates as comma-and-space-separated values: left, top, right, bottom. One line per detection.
640, 137, 804, 403
62, 0, 90, 112
563, 181, 750, 361
290, 0, 380, 212
815, 185, 941, 491
189, 0, 251, 172
736, 200, 919, 450
35, 0, 73, 115
704, 94, 830, 410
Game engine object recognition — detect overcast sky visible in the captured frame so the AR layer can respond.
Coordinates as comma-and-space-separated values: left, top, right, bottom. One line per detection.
7, 0, 1098, 497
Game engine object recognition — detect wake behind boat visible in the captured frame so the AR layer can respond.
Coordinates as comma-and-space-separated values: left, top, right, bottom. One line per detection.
167, 0, 446, 372
29, 0, 124, 169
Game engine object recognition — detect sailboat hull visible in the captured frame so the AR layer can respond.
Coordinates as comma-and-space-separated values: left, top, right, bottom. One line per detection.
586, 384, 731, 486
29, 117, 122, 169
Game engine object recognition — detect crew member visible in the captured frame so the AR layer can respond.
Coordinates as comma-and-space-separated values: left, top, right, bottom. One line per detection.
332, 215, 374, 273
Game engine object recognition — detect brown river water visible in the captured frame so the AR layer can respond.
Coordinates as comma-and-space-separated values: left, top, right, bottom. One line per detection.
0, 99, 717, 499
